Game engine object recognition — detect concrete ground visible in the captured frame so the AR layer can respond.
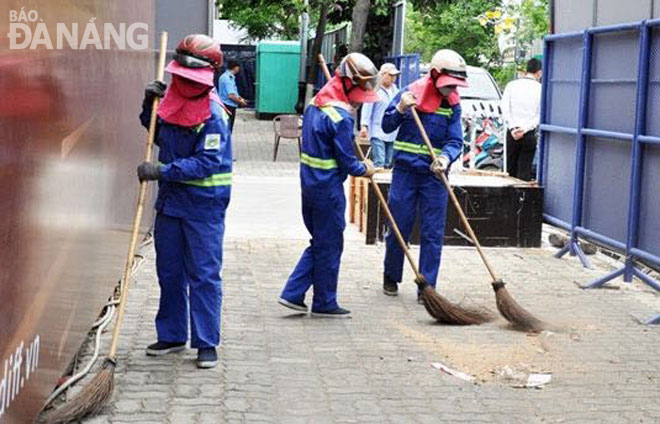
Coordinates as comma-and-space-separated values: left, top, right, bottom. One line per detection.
69, 110, 659, 424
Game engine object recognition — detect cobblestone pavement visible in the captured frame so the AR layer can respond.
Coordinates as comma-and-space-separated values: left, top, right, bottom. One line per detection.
81, 111, 659, 423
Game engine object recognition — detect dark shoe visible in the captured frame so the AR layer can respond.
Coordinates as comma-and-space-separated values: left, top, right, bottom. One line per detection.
278, 297, 308, 312
311, 307, 351, 318
383, 274, 398, 296
145, 341, 186, 356
417, 292, 424, 305
197, 347, 218, 369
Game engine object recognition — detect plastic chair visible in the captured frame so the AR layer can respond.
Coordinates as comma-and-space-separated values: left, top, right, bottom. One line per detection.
273, 115, 302, 161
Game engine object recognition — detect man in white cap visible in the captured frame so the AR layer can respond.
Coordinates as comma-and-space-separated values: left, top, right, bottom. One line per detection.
359, 63, 401, 168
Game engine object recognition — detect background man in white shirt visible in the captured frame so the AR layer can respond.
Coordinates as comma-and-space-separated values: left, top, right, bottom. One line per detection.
501, 58, 542, 181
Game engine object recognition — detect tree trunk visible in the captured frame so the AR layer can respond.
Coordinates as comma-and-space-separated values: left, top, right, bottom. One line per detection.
307, 1, 329, 88
349, 0, 371, 52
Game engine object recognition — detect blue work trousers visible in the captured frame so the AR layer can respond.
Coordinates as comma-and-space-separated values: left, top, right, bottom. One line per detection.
370, 137, 394, 168
154, 212, 225, 348
280, 186, 346, 312
384, 168, 448, 288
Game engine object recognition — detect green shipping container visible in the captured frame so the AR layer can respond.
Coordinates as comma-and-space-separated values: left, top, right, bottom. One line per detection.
256, 41, 301, 119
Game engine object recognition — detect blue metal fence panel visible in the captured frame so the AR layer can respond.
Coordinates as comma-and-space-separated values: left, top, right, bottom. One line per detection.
547, 37, 583, 128
385, 54, 420, 89
541, 20, 660, 323
541, 36, 582, 225
638, 144, 660, 257
543, 133, 576, 224
582, 136, 631, 242
646, 28, 660, 136
588, 31, 639, 134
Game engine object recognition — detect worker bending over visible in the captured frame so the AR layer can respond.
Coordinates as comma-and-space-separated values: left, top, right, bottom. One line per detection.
278, 53, 378, 318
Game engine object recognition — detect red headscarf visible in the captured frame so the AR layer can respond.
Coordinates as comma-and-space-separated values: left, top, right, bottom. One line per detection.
313, 75, 352, 110
408, 75, 460, 113
157, 75, 218, 127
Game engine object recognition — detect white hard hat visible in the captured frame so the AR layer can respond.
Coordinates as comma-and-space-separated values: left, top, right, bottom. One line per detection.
337, 52, 379, 91
430, 49, 468, 88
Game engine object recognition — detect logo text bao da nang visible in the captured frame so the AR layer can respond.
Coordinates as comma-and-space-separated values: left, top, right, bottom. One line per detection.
7, 8, 149, 50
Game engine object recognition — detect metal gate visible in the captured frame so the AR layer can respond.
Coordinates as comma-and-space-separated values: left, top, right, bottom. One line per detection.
384, 53, 420, 89
539, 20, 660, 324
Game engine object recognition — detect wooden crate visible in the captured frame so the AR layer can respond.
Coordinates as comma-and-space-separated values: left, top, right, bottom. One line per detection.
357, 171, 544, 247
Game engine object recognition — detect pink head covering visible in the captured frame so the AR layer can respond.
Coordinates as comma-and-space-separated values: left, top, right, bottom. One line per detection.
314, 74, 379, 110
434, 73, 469, 89
165, 60, 215, 86
157, 60, 222, 127
408, 75, 461, 113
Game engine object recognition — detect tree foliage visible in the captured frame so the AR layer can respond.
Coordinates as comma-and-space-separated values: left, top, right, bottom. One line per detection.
509, 0, 549, 56
405, 0, 502, 66
216, 0, 305, 41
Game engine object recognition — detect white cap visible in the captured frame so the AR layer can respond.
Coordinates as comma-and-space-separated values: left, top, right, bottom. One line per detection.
379, 63, 401, 75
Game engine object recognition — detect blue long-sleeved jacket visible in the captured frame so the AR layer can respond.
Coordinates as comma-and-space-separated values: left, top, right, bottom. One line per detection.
382, 87, 463, 174
140, 98, 232, 221
300, 104, 366, 191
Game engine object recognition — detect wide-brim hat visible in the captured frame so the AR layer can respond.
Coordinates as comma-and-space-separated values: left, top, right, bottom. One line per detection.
165, 60, 215, 87
435, 73, 469, 88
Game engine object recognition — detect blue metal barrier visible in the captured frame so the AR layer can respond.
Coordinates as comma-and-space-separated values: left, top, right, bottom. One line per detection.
540, 20, 660, 324
384, 53, 420, 88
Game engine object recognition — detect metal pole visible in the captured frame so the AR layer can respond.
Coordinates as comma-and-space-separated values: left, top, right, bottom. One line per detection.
299, 0, 309, 82
565, 30, 593, 267
624, 22, 650, 283
537, 37, 551, 185
295, 0, 309, 113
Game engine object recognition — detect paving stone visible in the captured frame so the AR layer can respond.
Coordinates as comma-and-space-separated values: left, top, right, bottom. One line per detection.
80, 109, 660, 424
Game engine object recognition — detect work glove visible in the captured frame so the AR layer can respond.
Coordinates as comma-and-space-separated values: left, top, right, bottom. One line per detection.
429, 155, 450, 177
361, 159, 376, 178
396, 92, 417, 113
137, 162, 162, 182
144, 80, 167, 103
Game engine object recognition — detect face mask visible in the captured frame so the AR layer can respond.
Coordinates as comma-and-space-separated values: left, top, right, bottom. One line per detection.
438, 85, 456, 97
173, 75, 211, 99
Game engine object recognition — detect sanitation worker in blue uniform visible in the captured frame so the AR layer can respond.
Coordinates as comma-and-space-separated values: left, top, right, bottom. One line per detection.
278, 53, 379, 318
137, 34, 230, 368
381, 49, 469, 302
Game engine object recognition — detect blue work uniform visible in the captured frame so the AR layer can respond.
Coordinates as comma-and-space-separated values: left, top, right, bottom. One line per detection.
140, 96, 232, 348
381, 87, 463, 288
280, 104, 366, 312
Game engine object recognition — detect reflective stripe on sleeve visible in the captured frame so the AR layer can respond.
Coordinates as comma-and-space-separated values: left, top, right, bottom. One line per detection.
181, 172, 232, 187
300, 152, 338, 170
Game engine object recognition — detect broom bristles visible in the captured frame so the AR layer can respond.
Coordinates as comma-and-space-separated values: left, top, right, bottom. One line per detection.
492, 280, 545, 332
416, 278, 493, 325
42, 359, 115, 424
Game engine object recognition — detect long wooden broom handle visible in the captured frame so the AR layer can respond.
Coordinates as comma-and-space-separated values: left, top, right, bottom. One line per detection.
109, 32, 168, 359
410, 107, 500, 282
318, 54, 423, 280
